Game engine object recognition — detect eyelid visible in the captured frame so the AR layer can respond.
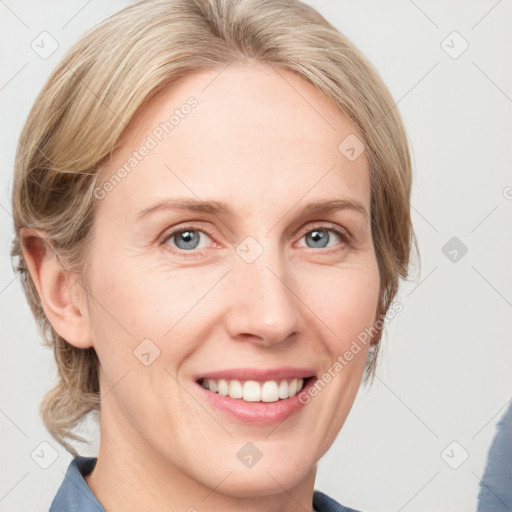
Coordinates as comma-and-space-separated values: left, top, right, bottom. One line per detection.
297, 222, 350, 239
160, 221, 212, 240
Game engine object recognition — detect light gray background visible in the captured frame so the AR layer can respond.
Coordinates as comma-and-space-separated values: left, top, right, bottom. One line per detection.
1, 1, 511, 511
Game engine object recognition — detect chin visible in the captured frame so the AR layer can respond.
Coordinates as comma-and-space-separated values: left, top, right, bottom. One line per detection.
219, 466, 312, 498
196, 444, 317, 498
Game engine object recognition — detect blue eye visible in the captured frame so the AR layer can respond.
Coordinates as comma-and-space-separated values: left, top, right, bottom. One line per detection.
300, 225, 347, 250
161, 223, 349, 256
163, 225, 212, 251
172, 230, 201, 250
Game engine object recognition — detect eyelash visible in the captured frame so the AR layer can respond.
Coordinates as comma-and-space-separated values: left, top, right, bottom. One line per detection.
159, 222, 351, 257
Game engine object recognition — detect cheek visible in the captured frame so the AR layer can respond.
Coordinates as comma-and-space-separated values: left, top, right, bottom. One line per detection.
307, 259, 381, 349
85, 251, 212, 369
88, 239, 380, 349
87, 229, 381, 375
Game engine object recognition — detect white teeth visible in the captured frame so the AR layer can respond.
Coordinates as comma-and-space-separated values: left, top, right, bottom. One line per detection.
243, 380, 261, 402
217, 379, 229, 396
228, 380, 243, 399
261, 381, 279, 402
278, 380, 289, 399
201, 377, 306, 402
289, 378, 298, 397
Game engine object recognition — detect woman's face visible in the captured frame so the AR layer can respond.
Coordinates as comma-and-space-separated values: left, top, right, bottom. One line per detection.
84, 63, 380, 496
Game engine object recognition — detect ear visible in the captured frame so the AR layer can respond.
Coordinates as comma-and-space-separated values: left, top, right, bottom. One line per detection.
20, 228, 93, 349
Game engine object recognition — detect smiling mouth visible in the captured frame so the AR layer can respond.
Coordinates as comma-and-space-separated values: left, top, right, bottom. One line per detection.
197, 377, 313, 403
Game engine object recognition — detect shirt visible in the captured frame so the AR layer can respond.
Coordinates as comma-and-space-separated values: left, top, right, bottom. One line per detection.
49, 456, 361, 512
477, 402, 512, 512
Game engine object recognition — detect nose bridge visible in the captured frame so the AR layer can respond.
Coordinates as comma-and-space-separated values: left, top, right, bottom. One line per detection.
227, 235, 300, 345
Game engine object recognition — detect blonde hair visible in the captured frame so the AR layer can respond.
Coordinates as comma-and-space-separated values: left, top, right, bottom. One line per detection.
11, 0, 418, 455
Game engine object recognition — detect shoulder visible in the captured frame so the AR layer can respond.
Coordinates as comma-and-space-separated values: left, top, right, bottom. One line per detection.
49, 456, 104, 512
477, 403, 512, 511
313, 490, 362, 512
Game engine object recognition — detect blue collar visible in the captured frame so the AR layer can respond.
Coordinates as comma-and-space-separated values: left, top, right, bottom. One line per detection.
50, 456, 360, 512
49, 457, 104, 511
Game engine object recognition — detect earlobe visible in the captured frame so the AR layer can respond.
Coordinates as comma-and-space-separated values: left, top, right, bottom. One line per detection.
20, 228, 93, 349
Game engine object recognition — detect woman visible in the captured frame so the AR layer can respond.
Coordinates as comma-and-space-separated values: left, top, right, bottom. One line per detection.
11, 0, 417, 510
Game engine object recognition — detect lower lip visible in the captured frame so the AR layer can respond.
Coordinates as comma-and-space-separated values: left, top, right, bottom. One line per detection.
197, 379, 315, 425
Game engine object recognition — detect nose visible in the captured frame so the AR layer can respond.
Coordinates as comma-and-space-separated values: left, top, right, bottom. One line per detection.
224, 244, 301, 348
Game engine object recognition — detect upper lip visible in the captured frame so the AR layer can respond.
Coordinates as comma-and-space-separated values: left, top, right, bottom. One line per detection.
195, 367, 316, 382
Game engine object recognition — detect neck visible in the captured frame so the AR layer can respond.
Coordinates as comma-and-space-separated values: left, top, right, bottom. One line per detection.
85, 401, 317, 512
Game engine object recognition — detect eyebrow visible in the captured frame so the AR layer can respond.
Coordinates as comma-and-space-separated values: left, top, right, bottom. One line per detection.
136, 197, 369, 222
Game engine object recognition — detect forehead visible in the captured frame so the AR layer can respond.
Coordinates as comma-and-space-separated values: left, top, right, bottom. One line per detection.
97, 63, 370, 219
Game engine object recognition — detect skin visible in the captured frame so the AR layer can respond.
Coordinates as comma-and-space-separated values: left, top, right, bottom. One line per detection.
22, 62, 381, 512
